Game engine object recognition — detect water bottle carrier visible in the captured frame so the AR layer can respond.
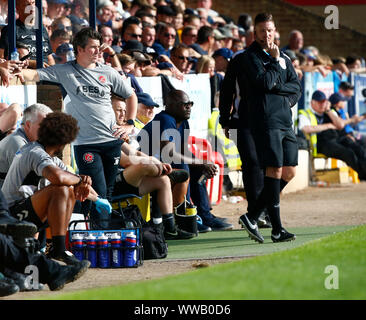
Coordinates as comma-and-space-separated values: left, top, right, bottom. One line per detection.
68, 219, 143, 268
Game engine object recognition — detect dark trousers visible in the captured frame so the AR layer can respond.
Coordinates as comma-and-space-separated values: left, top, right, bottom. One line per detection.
0, 234, 61, 285
318, 139, 365, 176
74, 140, 122, 227
235, 126, 264, 213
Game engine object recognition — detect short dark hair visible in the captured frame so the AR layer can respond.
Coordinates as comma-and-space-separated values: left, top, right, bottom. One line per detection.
254, 13, 274, 26
339, 81, 354, 91
197, 26, 213, 44
72, 27, 102, 56
38, 112, 79, 147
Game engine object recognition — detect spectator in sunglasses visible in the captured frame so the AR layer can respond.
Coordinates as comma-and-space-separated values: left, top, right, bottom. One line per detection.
153, 23, 176, 57
170, 44, 192, 74
122, 23, 143, 44
51, 17, 73, 37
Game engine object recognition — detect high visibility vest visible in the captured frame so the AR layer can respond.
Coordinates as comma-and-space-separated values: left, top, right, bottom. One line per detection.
134, 118, 145, 130
298, 109, 318, 156
208, 109, 242, 170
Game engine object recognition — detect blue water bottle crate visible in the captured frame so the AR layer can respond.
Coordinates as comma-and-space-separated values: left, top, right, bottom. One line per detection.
68, 219, 143, 268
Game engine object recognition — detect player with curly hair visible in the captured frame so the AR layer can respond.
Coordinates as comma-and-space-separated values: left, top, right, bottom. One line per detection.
1, 112, 111, 266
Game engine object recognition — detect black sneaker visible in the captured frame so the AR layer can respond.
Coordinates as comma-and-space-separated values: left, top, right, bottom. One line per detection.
164, 227, 196, 240
211, 214, 230, 223
271, 229, 296, 243
239, 214, 264, 243
203, 217, 234, 231
48, 260, 90, 291
196, 216, 212, 233
167, 169, 189, 184
0, 213, 38, 238
49, 249, 86, 266
0, 275, 20, 297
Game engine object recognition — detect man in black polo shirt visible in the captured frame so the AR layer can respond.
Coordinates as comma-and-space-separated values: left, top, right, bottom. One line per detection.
0, 0, 54, 67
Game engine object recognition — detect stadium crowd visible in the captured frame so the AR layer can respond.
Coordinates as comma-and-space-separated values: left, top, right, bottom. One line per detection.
0, 0, 365, 297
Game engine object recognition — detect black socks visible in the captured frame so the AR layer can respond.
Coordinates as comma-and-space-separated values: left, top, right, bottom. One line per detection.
162, 213, 176, 233
247, 176, 286, 234
52, 235, 66, 255
264, 177, 282, 234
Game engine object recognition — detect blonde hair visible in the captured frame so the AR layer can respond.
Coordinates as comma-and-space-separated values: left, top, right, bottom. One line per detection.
196, 55, 215, 74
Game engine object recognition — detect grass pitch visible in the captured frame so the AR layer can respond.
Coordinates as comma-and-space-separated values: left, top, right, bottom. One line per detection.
47, 224, 366, 300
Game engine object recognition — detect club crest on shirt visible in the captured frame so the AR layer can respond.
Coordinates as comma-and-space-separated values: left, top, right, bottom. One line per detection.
83, 152, 94, 163
278, 57, 287, 70
99, 75, 106, 83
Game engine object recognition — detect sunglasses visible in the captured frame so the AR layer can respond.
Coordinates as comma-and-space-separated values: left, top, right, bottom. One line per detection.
164, 33, 176, 38
176, 55, 189, 61
58, 24, 72, 32
127, 33, 142, 39
179, 101, 194, 108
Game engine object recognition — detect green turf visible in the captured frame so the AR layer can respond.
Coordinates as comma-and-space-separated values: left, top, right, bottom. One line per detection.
48, 224, 366, 300
165, 225, 353, 260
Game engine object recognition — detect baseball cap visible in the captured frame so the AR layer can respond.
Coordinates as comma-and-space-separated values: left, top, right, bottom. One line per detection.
213, 29, 226, 40
212, 48, 233, 61
312, 90, 327, 102
123, 40, 144, 53
302, 49, 317, 61
218, 27, 234, 39
55, 43, 73, 55
137, 92, 159, 107
131, 51, 151, 65
329, 92, 347, 105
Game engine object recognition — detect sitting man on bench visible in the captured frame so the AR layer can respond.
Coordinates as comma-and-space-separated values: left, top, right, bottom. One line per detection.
1, 112, 112, 265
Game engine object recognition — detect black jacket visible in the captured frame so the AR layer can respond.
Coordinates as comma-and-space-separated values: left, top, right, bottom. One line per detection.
219, 41, 302, 131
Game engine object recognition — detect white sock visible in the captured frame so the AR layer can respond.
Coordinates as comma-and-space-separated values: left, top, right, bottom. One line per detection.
153, 217, 162, 225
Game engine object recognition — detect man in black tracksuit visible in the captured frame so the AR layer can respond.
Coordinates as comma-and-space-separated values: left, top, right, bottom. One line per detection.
233, 13, 302, 243
219, 51, 266, 226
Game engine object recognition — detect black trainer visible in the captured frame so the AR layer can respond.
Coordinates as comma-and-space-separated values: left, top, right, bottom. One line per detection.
271, 228, 296, 243
0, 213, 38, 239
0, 275, 20, 297
203, 217, 234, 231
164, 227, 196, 240
239, 214, 264, 243
49, 249, 87, 266
48, 260, 90, 291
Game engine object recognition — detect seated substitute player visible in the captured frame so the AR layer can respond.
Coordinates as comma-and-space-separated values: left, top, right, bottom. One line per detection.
1, 112, 112, 265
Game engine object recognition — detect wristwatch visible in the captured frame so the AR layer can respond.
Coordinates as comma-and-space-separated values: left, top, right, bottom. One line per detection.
126, 119, 135, 126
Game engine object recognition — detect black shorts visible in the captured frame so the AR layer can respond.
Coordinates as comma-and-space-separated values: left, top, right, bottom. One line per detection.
254, 128, 298, 168
9, 197, 46, 230
113, 171, 140, 197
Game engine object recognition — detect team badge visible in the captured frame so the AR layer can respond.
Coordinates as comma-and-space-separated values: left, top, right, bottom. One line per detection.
83, 152, 94, 163
99, 75, 106, 83
278, 57, 287, 70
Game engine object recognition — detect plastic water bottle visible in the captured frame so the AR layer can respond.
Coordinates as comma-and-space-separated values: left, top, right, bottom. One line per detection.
71, 234, 85, 261
66, 47, 75, 62
97, 234, 110, 268
110, 233, 122, 268
10, 49, 19, 61
85, 234, 97, 268
124, 232, 137, 267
